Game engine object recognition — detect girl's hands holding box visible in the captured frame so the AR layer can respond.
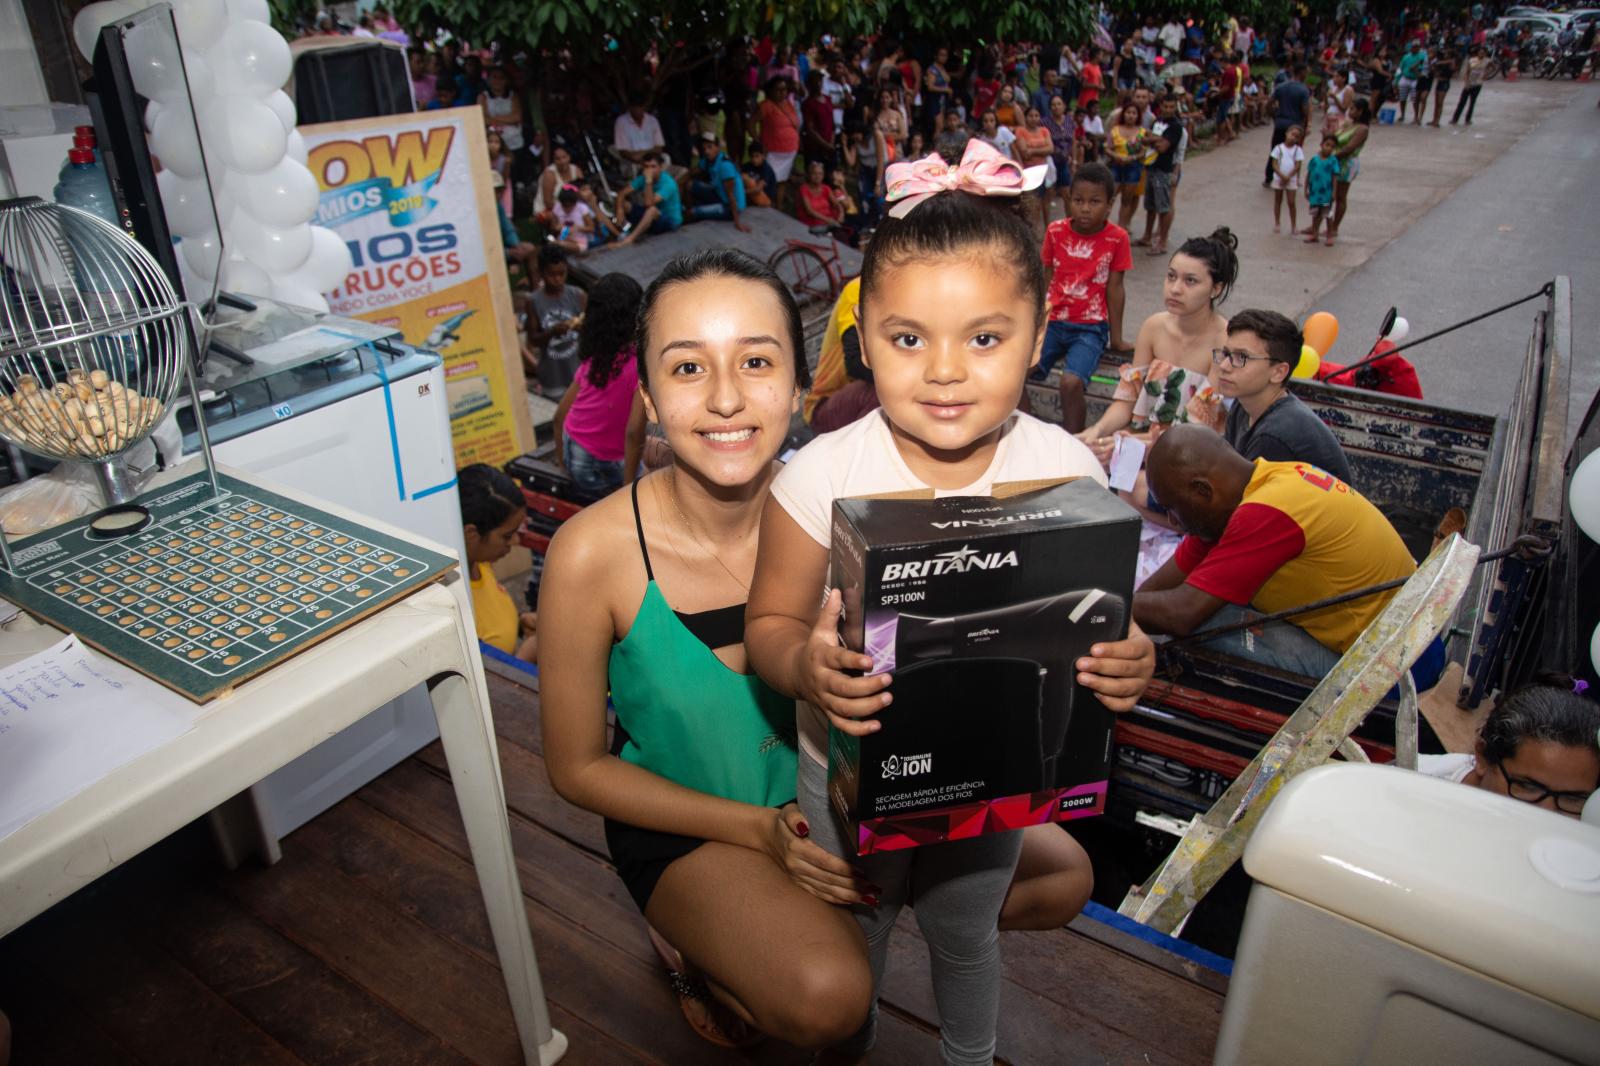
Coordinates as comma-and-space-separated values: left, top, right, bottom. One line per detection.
1074, 620, 1156, 712
800, 588, 893, 736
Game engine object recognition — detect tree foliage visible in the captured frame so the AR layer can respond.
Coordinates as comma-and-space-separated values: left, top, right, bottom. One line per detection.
391, 0, 1098, 105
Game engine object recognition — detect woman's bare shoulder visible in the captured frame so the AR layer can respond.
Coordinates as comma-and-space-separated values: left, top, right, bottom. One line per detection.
1138, 311, 1173, 342
543, 482, 646, 588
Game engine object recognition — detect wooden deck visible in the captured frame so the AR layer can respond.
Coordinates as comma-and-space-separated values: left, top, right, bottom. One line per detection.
0, 671, 1222, 1065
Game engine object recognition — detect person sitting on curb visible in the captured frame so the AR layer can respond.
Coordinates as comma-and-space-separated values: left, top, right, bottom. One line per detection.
612, 152, 682, 247
684, 132, 752, 232
1211, 309, 1353, 484
613, 93, 667, 175
1134, 424, 1444, 688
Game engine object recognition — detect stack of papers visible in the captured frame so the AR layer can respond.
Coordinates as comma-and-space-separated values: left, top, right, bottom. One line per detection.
0, 635, 194, 840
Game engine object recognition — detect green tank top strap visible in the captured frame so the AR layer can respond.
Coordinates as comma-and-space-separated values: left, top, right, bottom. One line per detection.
607, 481, 798, 807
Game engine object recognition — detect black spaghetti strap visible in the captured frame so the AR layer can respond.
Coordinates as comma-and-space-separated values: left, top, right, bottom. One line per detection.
630, 479, 654, 581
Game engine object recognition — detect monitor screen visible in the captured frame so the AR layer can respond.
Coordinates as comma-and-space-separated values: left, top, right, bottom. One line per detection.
86, 2, 223, 311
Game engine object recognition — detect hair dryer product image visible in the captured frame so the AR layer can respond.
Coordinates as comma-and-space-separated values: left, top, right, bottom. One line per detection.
895, 588, 1127, 791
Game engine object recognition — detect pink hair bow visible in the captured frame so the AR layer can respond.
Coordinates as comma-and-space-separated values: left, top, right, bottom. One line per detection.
883, 138, 1048, 219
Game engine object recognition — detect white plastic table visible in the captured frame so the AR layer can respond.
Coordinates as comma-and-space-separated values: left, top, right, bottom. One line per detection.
0, 465, 567, 1065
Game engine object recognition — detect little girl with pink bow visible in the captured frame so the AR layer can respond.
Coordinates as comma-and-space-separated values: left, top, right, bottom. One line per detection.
747, 137, 1157, 1065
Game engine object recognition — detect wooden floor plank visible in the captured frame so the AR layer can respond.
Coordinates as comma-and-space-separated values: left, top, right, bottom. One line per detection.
152, 878, 478, 1066
6, 894, 302, 1066
413, 736, 609, 856
988, 923, 1222, 1064
482, 673, 543, 755
351, 759, 943, 1064
480, 675, 1221, 1065
218, 847, 525, 1065
0, 668, 1212, 1066
357, 759, 652, 967
0, 958, 136, 1065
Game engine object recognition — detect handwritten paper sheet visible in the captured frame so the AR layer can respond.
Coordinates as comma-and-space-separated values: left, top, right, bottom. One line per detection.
0, 635, 194, 840
1108, 435, 1147, 493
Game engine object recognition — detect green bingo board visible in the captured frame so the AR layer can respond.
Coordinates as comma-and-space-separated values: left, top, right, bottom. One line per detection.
0, 472, 457, 702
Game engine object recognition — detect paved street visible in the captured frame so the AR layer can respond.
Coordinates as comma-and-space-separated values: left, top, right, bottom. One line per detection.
1108, 77, 1597, 435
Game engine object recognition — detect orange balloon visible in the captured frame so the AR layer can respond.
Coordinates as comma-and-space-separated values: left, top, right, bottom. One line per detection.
1304, 311, 1340, 357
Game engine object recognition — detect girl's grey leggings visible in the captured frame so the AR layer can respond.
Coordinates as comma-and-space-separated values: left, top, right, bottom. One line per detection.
798, 752, 1023, 1066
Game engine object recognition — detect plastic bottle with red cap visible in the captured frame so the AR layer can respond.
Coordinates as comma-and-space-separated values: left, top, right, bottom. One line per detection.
53, 140, 119, 227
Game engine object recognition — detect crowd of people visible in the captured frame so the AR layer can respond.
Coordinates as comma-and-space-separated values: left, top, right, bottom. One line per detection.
352, 4, 1524, 405
300, 10, 1600, 1059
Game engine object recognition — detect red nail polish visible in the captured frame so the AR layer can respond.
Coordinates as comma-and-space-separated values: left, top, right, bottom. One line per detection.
796, 821, 810, 837
863, 894, 880, 906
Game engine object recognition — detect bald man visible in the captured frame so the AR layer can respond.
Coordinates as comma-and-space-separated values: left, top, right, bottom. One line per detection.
1134, 425, 1441, 685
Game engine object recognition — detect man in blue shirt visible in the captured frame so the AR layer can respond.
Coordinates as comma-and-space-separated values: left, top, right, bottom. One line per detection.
1030, 69, 1061, 124
1264, 63, 1311, 187
613, 152, 682, 247
687, 131, 751, 232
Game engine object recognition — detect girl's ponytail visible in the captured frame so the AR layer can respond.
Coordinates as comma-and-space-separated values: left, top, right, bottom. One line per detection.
1174, 226, 1240, 307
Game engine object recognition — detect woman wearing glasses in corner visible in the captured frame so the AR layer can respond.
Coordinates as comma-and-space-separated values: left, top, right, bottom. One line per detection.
1419, 679, 1599, 819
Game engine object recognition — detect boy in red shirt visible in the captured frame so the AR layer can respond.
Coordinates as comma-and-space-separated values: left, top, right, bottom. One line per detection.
1077, 49, 1105, 113
1034, 162, 1131, 432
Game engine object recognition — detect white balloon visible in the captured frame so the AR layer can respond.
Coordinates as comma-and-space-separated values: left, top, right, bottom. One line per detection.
218, 253, 271, 295
170, 0, 227, 52
227, 214, 312, 274
1386, 316, 1411, 344
129, 44, 213, 111
262, 89, 297, 134
175, 250, 213, 304
1571, 450, 1600, 543
144, 99, 164, 133
150, 106, 209, 179
270, 275, 330, 315
200, 95, 287, 174
235, 158, 319, 228
302, 226, 354, 292
180, 230, 225, 280
181, 48, 217, 105
211, 19, 293, 96
71, 0, 138, 62
1592, 621, 1600, 679
156, 168, 227, 238
126, 34, 182, 103
226, 0, 271, 24
284, 129, 309, 166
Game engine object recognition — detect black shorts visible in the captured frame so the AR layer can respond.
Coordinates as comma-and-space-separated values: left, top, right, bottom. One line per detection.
605, 816, 707, 913
1415, 75, 1434, 93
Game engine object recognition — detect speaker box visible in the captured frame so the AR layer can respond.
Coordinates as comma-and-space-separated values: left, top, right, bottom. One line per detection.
293, 42, 415, 124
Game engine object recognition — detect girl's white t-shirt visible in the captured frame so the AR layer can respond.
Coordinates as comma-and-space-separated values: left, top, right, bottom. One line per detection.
771, 409, 1109, 765
552, 199, 593, 231
1271, 142, 1305, 177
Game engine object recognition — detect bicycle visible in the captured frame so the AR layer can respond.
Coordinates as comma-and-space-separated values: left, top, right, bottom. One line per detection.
768, 225, 852, 314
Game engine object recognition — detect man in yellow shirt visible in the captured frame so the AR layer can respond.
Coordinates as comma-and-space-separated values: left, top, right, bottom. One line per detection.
1135, 425, 1443, 686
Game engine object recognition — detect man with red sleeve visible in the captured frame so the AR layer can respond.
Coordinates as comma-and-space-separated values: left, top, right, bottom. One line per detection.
1134, 425, 1444, 687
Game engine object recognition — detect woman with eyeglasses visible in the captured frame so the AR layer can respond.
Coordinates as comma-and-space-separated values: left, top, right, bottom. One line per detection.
1419, 679, 1600, 819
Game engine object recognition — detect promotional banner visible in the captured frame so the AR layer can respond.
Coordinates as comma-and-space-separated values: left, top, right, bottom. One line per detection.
301, 107, 532, 467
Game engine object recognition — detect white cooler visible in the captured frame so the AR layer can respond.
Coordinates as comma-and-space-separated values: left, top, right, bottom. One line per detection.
1216, 762, 1600, 1066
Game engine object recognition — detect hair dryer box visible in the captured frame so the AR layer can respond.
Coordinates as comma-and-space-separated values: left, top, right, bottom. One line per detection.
827, 478, 1139, 855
